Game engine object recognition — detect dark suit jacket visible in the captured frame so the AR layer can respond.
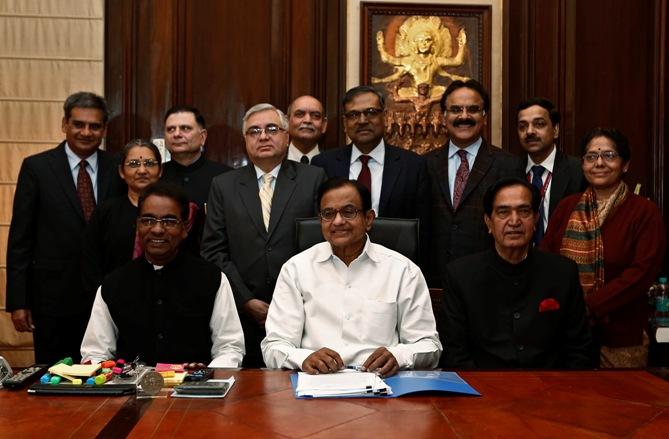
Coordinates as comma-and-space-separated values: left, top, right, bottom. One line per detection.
521, 150, 587, 218
442, 249, 593, 369
6, 142, 123, 316
200, 160, 327, 305
426, 140, 523, 286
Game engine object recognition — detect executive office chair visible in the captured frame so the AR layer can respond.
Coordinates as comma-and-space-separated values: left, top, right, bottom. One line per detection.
295, 217, 420, 263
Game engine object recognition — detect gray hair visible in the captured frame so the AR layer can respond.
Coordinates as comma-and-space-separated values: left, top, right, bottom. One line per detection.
242, 103, 288, 133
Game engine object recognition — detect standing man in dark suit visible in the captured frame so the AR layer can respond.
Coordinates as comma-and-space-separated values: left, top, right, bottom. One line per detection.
427, 79, 522, 286
201, 103, 327, 367
516, 98, 586, 245
161, 105, 231, 208
161, 105, 231, 249
6, 91, 124, 363
286, 95, 327, 164
311, 86, 430, 262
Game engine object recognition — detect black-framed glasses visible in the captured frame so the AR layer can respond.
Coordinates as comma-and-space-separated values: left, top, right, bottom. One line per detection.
319, 205, 364, 222
445, 105, 484, 115
125, 159, 160, 168
245, 124, 286, 138
343, 108, 383, 120
138, 216, 182, 229
583, 151, 619, 163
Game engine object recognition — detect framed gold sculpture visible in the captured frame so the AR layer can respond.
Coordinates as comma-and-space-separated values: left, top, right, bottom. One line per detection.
360, 2, 492, 154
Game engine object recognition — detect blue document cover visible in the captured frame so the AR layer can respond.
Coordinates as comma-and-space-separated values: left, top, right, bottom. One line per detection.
384, 371, 480, 397
290, 370, 480, 398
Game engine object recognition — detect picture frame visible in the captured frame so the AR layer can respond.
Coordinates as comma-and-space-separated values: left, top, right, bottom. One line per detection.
346, 0, 503, 151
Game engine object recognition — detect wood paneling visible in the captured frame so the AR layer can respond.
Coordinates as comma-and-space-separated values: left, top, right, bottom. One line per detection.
105, 0, 667, 256
105, 0, 345, 164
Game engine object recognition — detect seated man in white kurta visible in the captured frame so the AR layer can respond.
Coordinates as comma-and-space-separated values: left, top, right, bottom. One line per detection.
261, 177, 441, 377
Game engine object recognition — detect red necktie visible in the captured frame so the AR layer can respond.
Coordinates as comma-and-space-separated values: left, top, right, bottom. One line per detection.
357, 155, 371, 193
77, 160, 96, 222
452, 150, 469, 209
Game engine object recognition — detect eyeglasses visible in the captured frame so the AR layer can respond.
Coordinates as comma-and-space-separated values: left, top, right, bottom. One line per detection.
583, 151, 619, 163
125, 159, 160, 168
445, 105, 484, 115
245, 124, 286, 138
138, 216, 182, 229
319, 205, 364, 222
343, 108, 383, 120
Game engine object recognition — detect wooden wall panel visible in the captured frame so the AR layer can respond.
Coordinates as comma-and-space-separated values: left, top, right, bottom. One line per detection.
105, 0, 345, 164
105, 0, 666, 254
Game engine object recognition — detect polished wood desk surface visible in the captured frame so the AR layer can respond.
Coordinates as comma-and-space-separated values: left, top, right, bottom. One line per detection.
1, 369, 669, 438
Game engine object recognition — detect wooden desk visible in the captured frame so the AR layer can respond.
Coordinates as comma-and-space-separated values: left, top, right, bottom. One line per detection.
1, 369, 668, 438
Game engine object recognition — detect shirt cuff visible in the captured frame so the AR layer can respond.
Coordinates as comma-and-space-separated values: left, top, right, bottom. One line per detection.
387, 345, 414, 369
286, 348, 316, 370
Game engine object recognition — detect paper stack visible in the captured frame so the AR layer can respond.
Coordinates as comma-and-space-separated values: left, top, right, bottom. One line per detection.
295, 370, 392, 398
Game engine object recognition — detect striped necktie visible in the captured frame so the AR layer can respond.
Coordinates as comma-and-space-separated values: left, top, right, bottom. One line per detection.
259, 173, 274, 231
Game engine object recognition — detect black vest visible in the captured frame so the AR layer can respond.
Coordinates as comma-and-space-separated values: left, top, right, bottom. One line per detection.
101, 252, 221, 365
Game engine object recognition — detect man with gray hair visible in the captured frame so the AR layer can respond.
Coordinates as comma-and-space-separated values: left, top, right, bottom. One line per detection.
201, 103, 327, 367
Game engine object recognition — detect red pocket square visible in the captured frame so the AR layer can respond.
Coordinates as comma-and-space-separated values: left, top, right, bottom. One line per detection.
539, 298, 560, 312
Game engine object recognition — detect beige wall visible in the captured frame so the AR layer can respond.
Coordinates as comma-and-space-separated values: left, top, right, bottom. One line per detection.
0, 0, 104, 366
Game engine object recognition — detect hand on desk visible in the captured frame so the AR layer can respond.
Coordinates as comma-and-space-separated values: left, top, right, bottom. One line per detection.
243, 299, 269, 325
302, 348, 345, 374
363, 347, 398, 378
11, 309, 34, 332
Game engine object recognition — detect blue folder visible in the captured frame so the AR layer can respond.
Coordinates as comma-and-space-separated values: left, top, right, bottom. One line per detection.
290, 370, 480, 398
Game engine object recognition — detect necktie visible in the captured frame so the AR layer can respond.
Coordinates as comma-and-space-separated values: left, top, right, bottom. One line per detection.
357, 155, 371, 193
300, 155, 309, 164
77, 160, 96, 222
259, 173, 275, 231
531, 165, 546, 245
452, 150, 469, 209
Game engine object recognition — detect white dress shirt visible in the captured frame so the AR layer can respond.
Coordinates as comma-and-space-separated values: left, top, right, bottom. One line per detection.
81, 269, 245, 367
287, 143, 320, 164
65, 143, 99, 202
348, 140, 385, 215
254, 163, 281, 191
525, 146, 556, 231
261, 238, 442, 370
447, 138, 482, 202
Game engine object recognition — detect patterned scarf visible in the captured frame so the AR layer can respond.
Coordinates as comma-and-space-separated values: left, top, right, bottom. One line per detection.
559, 181, 629, 296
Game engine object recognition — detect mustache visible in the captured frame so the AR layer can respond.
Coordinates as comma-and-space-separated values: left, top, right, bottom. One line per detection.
453, 119, 476, 127
524, 135, 541, 142
298, 123, 316, 131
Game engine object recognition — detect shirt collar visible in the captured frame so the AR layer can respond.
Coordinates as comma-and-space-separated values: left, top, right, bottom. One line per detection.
350, 139, 385, 165
315, 235, 379, 264
526, 145, 557, 173
65, 142, 98, 172
447, 137, 482, 160
288, 143, 320, 161
254, 163, 282, 180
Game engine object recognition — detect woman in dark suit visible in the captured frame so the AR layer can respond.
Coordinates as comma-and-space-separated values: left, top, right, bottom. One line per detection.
82, 139, 162, 297
542, 128, 665, 367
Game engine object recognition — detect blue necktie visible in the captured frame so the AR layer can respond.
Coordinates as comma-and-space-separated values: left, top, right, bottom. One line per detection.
531, 165, 545, 246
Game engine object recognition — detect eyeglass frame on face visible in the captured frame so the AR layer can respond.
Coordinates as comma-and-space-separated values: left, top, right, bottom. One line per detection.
343, 107, 383, 121
319, 205, 365, 222
445, 105, 485, 116
137, 215, 183, 229
582, 151, 619, 163
125, 159, 160, 169
245, 124, 286, 138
